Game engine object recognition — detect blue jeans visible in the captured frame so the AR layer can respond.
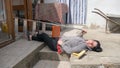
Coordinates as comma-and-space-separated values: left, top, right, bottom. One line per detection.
32, 33, 58, 51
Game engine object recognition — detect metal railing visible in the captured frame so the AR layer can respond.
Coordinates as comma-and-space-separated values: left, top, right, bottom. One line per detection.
92, 8, 120, 33
14, 17, 83, 39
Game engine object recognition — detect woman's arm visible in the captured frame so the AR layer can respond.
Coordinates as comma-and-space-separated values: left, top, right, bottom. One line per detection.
62, 42, 87, 54
60, 37, 87, 54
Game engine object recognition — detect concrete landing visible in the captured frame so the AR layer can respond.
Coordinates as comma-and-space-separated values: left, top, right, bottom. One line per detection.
37, 28, 120, 68
70, 29, 120, 68
33, 60, 71, 68
0, 39, 44, 68
1, 28, 120, 68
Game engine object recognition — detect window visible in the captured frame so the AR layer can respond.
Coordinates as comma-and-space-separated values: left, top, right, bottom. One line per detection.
0, 0, 11, 44
0, 0, 6, 21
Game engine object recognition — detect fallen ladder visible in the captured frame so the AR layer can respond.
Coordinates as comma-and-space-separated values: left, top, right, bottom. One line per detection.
14, 17, 83, 39
92, 8, 120, 33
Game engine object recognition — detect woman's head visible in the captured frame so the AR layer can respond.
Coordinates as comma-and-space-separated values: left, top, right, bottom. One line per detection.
86, 40, 102, 52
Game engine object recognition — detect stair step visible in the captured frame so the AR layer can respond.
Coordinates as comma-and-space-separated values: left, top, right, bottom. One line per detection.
33, 60, 71, 68
39, 46, 69, 61
0, 39, 44, 68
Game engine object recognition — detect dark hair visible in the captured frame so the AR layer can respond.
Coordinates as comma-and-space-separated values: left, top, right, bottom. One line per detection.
92, 40, 103, 52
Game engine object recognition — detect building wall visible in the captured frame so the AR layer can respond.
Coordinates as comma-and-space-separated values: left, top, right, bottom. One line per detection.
86, 0, 120, 28
46, 0, 120, 28
44, 0, 57, 3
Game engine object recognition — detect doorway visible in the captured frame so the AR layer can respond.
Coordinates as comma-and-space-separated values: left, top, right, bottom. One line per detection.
0, 0, 10, 43
0, 0, 14, 48
0, 0, 33, 48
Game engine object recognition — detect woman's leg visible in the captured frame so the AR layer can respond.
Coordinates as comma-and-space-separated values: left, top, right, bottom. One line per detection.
32, 33, 58, 51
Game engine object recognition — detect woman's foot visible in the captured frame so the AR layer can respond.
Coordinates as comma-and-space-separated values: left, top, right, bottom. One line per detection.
29, 35, 32, 41
26, 32, 32, 41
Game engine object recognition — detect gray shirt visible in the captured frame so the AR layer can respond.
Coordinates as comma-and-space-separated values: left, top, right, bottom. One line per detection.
60, 36, 89, 54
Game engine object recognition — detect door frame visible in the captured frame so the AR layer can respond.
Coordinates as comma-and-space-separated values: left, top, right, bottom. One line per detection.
0, 0, 14, 48
0, 0, 33, 48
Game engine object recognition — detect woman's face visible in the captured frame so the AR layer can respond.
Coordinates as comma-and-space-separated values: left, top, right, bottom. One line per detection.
86, 40, 97, 48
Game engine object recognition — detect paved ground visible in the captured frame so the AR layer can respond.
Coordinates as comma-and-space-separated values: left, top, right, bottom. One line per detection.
63, 28, 120, 66
34, 28, 120, 68
84, 29, 120, 64
33, 60, 71, 68
1, 27, 120, 68
0, 39, 44, 68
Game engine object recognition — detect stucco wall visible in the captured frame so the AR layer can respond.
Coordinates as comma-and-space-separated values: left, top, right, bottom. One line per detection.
86, 0, 120, 28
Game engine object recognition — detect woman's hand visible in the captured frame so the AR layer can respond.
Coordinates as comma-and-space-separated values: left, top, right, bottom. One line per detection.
82, 30, 87, 35
58, 39, 63, 45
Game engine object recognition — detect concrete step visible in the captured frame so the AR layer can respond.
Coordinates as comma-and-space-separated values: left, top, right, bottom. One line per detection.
0, 39, 44, 68
38, 46, 120, 68
70, 51, 120, 68
39, 46, 69, 61
33, 60, 71, 68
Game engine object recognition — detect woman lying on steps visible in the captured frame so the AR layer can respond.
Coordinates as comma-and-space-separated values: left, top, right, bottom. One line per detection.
27, 30, 102, 55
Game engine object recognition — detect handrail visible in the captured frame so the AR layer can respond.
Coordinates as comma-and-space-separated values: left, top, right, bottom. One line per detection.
14, 17, 83, 30
92, 9, 120, 26
94, 8, 107, 18
92, 11, 109, 20
14, 17, 84, 39
92, 8, 120, 33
